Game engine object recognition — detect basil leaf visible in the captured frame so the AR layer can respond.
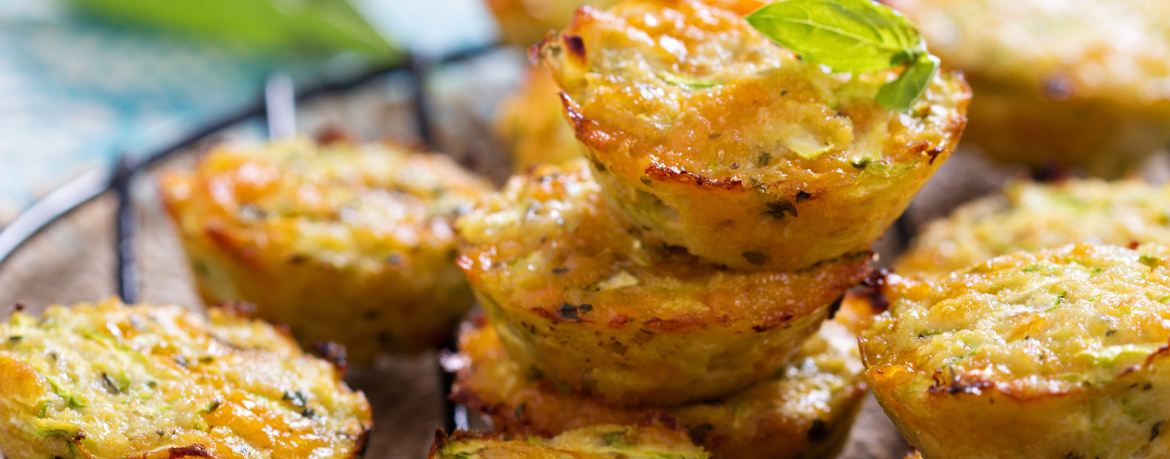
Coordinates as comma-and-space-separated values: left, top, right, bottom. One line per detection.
746, 0, 940, 112
876, 54, 939, 112
746, 0, 923, 74
659, 73, 723, 90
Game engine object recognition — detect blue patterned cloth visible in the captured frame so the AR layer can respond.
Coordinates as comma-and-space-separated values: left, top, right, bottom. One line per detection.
0, 0, 497, 222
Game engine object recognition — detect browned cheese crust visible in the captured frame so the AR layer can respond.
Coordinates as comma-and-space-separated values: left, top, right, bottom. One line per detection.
864, 244, 1170, 458
160, 138, 493, 363
536, 0, 970, 270
0, 299, 371, 459
485, 0, 772, 46
897, 179, 1170, 279
457, 159, 870, 406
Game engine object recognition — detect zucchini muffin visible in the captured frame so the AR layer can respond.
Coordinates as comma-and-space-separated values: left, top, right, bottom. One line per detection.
160, 138, 492, 363
485, 0, 770, 46
495, 0, 779, 172
897, 179, 1170, 279
429, 425, 707, 459
886, 0, 1170, 178
448, 304, 871, 459
535, 0, 970, 270
497, 66, 586, 171
862, 244, 1170, 458
486, 0, 621, 47
0, 299, 371, 459
457, 159, 870, 406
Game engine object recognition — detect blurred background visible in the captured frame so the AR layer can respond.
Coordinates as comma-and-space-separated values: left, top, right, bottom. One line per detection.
1, 2, 1166, 457
0, 0, 500, 224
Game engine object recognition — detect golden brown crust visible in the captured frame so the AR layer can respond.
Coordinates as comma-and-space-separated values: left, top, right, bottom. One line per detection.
897, 179, 1170, 279
0, 299, 372, 459
485, 0, 772, 46
536, 0, 970, 270
457, 159, 870, 405
887, 0, 1170, 177
864, 244, 1170, 458
159, 138, 492, 362
448, 300, 872, 459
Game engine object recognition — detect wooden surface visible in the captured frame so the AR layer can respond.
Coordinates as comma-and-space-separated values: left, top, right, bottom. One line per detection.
4, 50, 1168, 458
0, 183, 910, 458
0, 151, 993, 459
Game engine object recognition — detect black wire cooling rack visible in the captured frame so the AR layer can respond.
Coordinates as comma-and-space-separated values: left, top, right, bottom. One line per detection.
0, 44, 502, 437
0, 41, 933, 446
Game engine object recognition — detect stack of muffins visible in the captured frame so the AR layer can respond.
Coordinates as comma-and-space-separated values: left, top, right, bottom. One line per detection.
451, 0, 971, 457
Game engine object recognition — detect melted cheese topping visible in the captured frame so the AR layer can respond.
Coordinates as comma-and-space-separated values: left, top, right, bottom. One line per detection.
867, 244, 1170, 397
899, 179, 1170, 278
165, 138, 490, 272
541, 0, 969, 183
0, 300, 370, 459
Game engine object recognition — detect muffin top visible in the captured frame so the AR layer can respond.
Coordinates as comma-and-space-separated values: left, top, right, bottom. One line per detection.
537, 0, 969, 192
887, 0, 1170, 104
865, 244, 1170, 398
430, 425, 707, 458
456, 158, 871, 332
898, 179, 1170, 278
486, 0, 772, 46
161, 138, 492, 271
0, 299, 371, 459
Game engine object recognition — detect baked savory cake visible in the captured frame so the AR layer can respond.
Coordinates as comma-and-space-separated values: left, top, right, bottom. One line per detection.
897, 179, 1170, 279
486, 0, 621, 46
494, 1, 781, 172
160, 138, 492, 363
429, 425, 707, 459
535, 0, 970, 270
863, 244, 1170, 458
448, 295, 876, 459
457, 158, 870, 406
887, 0, 1170, 177
0, 299, 371, 459
485, 0, 770, 46
496, 66, 586, 171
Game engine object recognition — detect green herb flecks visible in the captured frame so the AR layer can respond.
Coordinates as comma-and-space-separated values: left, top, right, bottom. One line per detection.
202, 400, 222, 414
34, 419, 82, 440
46, 377, 86, 410
603, 429, 629, 446
282, 390, 309, 408
746, 0, 939, 112
1140, 255, 1161, 268
659, 73, 723, 91
101, 372, 130, 395
1046, 290, 1068, 312
917, 330, 942, 339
